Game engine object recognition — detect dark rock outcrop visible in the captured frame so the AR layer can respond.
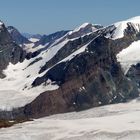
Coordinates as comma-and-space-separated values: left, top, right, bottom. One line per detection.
34, 30, 69, 47
7, 26, 31, 45
0, 24, 26, 78
22, 33, 42, 39
126, 63, 140, 89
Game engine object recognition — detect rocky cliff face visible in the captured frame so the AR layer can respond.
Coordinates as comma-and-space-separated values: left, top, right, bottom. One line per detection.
0, 24, 26, 78
7, 26, 31, 45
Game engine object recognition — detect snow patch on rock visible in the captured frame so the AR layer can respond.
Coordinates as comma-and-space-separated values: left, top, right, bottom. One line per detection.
29, 38, 39, 43
117, 40, 140, 74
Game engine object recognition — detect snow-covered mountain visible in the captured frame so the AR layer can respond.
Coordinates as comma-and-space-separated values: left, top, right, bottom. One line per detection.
0, 16, 140, 122
110, 16, 140, 39
22, 33, 42, 40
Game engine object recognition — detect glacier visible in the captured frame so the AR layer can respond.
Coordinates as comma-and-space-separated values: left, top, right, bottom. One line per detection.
0, 98, 140, 140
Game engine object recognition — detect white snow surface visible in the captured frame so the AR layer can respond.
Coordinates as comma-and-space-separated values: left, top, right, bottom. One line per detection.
110, 16, 140, 40
29, 38, 39, 43
23, 43, 46, 53
117, 40, 140, 74
23, 43, 35, 52
1, 98, 140, 140
0, 22, 3, 26
0, 21, 4, 30
68, 23, 93, 35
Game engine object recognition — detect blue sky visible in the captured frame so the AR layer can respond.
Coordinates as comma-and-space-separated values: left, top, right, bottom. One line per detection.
0, 0, 140, 34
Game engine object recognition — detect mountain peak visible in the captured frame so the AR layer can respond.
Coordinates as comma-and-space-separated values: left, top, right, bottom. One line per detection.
74, 22, 91, 31
7, 26, 17, 33
7, 26, 31, 45
108, 16, 140, 40
68, 22, 96, 37
0, 20, 4, 26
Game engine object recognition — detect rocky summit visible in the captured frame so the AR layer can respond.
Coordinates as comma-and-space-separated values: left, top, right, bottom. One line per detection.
7, 26, 31, 45
0, 17, 140, 120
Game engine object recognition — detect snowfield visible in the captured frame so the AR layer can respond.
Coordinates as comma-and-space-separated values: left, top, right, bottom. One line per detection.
0, 98, 140, 140
117, 40, 140, 74
29, 38, 39, 43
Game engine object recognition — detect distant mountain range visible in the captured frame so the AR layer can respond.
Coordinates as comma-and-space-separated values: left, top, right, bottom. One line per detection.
22, 33, 42, 39
0, 16, 140, 121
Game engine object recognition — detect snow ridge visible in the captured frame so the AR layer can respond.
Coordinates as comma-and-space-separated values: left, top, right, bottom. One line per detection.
68, 23, 91, 35
112, 16, 140, 39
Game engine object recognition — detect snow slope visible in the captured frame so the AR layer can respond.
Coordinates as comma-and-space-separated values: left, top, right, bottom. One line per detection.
0, 21, 3, 26
68, 23, 90, 35
0, 21, 4, 30
23, 43, 46, 53
68, 22, 97, 35
111, 16, 140, 40
1, 98, 140, 140
29, 38, 39, 43
117, 40, 140, 74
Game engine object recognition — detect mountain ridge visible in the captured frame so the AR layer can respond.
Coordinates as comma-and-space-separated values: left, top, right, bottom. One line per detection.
0, 16, 140, 120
